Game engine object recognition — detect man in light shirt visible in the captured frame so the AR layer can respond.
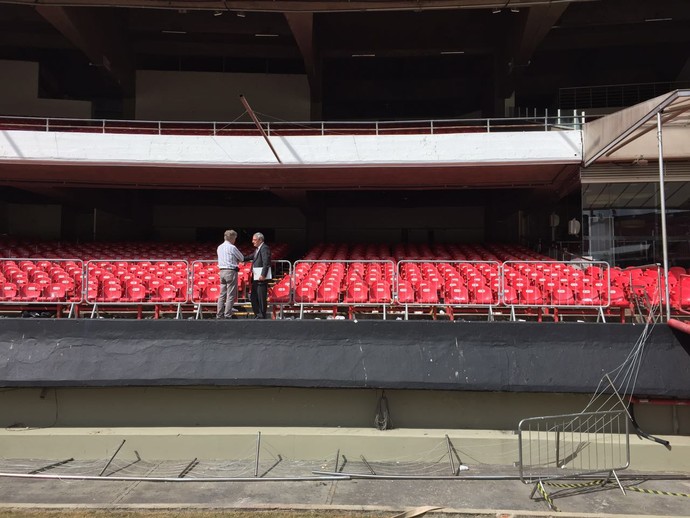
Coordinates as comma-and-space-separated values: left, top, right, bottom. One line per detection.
217, 229, 244, 319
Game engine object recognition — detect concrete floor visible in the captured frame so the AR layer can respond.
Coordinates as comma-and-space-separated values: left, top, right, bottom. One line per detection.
0, 458, 688, 517
0, 427, 688, 517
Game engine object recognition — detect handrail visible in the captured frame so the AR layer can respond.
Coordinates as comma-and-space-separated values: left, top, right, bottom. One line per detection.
0, 114, 588, 137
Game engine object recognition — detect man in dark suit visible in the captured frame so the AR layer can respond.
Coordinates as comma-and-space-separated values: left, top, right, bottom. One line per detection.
244, 232, 272, 319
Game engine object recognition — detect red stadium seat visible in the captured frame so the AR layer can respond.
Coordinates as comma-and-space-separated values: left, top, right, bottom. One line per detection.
152, 284, 176, 303
269, 281, 291, 303
20, 283, 42, 301
44, 283, 68, 302
472, 286, 494, 305
445, 285, 469, 305
577, 287, 601, 306
551, 287, 575, 305
1, 283, 18, 301
344, 282, 368, 303
172, 278, 188, 300
102, 285, 123, 302
201, 285, 220, 302
86, 284, 98, 301
294, 284, 316, 303
416, 281, 438, 304
607, 287, 629, 308
502, 286, 519, 305
123, 284, 145, 302
396, 281, 415, 304
519, 287, 543, 305
317, 283, 340, 303
369, 281, 391, 303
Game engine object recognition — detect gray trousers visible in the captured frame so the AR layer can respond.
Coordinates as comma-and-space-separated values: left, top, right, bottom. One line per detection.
217, 269, 239, 318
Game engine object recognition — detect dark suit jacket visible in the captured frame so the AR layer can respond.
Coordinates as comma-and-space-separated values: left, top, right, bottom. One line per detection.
244, 243, 271, 279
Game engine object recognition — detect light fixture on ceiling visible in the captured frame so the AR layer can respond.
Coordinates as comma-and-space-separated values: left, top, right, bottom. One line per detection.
492, 0, 510, 14
440, 50, 465, 55
644, 17, 672, 22
254, 33, 279, 37
162, 30, 187, 34
352, 53, 376, 57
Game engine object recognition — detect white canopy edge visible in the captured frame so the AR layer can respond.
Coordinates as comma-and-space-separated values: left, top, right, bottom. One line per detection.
583, 89, 690, 167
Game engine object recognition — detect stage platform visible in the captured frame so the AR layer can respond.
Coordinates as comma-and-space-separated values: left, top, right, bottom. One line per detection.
1, 319, 688, 397
1, 318, 689, 469
0, 319, 690, 398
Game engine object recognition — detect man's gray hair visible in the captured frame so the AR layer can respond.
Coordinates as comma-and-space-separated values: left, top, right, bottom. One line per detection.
224, 229, 238, 241
253, 232, 265, 242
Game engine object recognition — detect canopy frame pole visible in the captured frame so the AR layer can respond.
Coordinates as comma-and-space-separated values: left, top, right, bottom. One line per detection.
656, 112, 671, 321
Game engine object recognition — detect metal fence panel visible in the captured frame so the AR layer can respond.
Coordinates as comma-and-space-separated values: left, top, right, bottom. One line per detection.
292, 260, 395, 306
85, 259, 189, 305
502, 260, 611, 308
518, 410, 630, 484
0, 258, 84, 305
191, 259, 292, 306
396, 260, 502, 307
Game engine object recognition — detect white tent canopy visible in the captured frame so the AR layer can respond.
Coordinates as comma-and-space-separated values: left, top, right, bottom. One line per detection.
584, 89, 690, 167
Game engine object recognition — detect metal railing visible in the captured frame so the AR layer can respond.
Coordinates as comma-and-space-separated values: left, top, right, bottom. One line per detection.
0, 258, 83, 316
502, 260, 611, 310
518, 410, 630, 485
291, 260, 394, 318
396, 260, 502, 307
559, 81, 690, 110
85, 259, 189, 318
6, 256, 681, 321
0, 114, 585, 137
190, 259, 293, 318
190, 259, 251, 307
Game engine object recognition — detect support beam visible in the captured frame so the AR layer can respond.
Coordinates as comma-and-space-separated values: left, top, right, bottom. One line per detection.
35, 6, 134, 94
284, 12, 322, 119
239, 95, 283, 164
513, 3, 569, 68
676, 56, 690, 82
10, 0, 599, 13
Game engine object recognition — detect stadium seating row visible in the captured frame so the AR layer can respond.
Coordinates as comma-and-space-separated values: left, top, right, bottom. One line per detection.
1, 241, 689, 319
0, 238, 290, 262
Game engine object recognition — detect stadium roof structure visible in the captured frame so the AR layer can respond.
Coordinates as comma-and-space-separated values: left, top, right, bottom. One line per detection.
0, 0, 689, 119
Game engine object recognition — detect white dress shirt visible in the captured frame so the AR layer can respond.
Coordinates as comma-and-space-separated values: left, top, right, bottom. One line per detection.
217, 241, 244, 269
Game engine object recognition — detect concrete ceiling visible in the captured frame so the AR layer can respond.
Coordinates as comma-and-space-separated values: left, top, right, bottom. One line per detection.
1, 0, 689, 119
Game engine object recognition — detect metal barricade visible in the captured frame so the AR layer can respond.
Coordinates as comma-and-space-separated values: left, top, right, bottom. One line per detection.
518, 410, 630, 483
518, 409, 630, 509
85, 259, 189, 318
191, 259, 291, 319
501, 260, 611, 321
0, 257, 83, 317
396, 260, 501, 320
292, 260, 395, 319
266, 259, 292, 318
623, 264, 665, 323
